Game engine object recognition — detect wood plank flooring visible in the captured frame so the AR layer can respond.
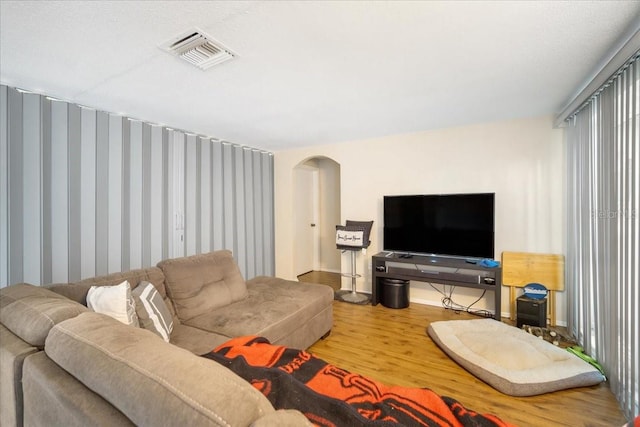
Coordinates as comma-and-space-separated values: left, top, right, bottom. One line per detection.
302, 273, 626, 427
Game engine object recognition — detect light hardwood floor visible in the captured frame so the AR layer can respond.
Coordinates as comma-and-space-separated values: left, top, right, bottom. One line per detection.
302, 274, 626, 427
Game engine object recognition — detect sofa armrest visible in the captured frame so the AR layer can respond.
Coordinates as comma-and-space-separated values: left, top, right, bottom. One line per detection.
46, 312, 276, 426
0, 324, 39, 427
22, 352, 133, 426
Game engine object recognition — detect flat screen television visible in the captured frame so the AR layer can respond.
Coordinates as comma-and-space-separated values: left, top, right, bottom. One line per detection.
383, 193, 495, 259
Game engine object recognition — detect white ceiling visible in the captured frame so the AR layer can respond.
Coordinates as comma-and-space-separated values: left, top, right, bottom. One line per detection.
1, 1, 639, 151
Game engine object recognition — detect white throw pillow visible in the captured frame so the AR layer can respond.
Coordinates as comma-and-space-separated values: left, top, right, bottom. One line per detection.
132, 281, 174, 342
86, 280, 139, 327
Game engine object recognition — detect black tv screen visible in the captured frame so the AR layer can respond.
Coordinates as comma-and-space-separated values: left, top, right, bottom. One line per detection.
383, 193, 495, 259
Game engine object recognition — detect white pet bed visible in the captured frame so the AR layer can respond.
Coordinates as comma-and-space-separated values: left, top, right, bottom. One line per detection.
427, 319, 604, 396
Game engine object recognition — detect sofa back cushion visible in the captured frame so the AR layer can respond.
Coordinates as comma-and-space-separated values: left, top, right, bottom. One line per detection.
158, 250, 248, 321
0, 283, 88, 348
45, 312, 275, 426
50, 266, 167, 303
47, 266, 178, 325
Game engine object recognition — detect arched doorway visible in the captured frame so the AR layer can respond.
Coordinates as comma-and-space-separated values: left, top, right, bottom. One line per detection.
293, 157, 341, 279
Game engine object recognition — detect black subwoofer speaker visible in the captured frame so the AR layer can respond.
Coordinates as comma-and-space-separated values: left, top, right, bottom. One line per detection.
381, 278, 409, 309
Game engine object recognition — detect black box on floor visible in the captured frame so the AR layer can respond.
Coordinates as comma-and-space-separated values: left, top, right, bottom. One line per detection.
516, 295, 547, 328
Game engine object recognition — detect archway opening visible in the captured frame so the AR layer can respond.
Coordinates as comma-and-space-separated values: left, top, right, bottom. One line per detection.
292, 157, 341, 288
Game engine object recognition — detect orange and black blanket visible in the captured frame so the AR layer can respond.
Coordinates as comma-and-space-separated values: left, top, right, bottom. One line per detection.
203, 336, 515, 427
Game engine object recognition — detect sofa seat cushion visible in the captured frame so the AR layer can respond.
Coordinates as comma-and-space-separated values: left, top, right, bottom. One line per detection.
45, 312, 276, 427
159, 250, 248, 321
183, 278, 334, 346
169, 323, 230, 355
0, 283, 88, 347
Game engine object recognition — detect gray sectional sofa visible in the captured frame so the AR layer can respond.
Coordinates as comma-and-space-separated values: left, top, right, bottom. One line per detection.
0, 250, 333, 426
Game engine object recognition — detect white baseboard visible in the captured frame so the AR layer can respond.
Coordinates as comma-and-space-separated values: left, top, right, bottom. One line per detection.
409, 297, 567, 326
409, 297, 508, 318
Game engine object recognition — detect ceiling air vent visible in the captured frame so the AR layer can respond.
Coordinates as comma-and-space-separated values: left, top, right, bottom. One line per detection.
162, 29, 235, 70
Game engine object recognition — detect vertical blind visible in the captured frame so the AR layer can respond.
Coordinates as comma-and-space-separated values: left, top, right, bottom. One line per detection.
565, 54, 639, 420
0, 85, 274, 287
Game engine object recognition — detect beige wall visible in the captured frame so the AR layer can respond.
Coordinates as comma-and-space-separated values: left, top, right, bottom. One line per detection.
274, 115, 566, 322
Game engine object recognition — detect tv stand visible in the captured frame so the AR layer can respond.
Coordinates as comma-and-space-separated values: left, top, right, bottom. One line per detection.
372, 252, 502, 319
